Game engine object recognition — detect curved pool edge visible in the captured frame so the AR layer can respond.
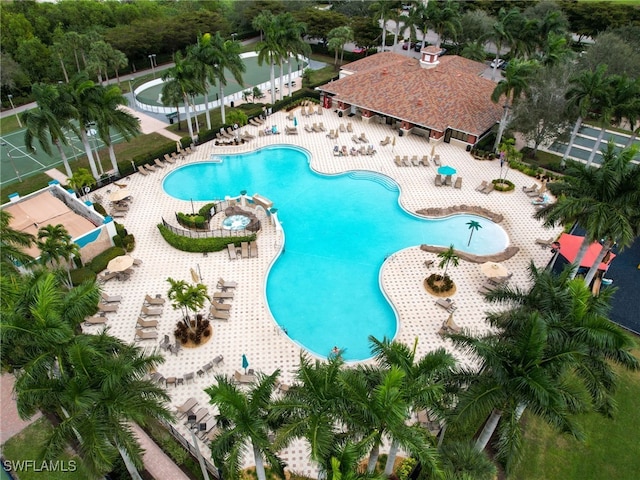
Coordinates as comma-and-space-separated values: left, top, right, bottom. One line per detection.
420, 243, 520, 263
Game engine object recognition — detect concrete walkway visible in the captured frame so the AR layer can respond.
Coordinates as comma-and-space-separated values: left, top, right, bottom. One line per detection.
132, 423, 190, 480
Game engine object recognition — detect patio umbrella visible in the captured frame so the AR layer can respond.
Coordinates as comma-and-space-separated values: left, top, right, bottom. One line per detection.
480, 261, 508, 278
108, 189, 131, 203
176, 140, 182, 152
190, 268, 200, 283
107, 255, 134, 272
242, 354, 249, 374
437, 165, 457, 176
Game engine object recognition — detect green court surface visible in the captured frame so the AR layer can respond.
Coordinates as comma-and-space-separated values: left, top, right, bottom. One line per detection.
0, 126, 125, 187
136, 55, 305, 107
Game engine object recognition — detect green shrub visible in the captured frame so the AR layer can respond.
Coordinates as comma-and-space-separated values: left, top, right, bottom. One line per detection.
69, 267, 97, 285
397, 457, 417, 480
115, 223, 128, 237
122, 234, 135, 252
93, 202, 107, 216
87, 246, 126, 273
492, 178, 515, 192
426, 274, 454, 293
198, 203, 216, 220
157, 223, 255, 252
176, 212, 207, 229
113, 234, 123, 248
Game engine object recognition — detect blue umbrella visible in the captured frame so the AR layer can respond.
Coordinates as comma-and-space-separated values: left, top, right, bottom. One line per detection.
293, 116, 298, 127
242, 354, 249, 374
437, 165, 457, 176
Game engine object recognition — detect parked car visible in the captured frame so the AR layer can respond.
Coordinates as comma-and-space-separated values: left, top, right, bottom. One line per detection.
490, 58, 505, 69
353, 47, 366, 54
402, 42, 410, 50
500, 61, 509, 70
414, 42, 423, 52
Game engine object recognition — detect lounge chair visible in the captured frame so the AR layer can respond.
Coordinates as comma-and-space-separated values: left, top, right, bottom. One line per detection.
317, 105, 323, 115
110, 210, 126, 218
209, 306, 230, 320
439, 315, 462, 334
318, 122, 326, 132
352, 135, 360, 144
133, 258, 143, 266
144, 294, 165, 306
434, 174, 443, 187
101, 292, 122, 303
478, 281, 499, 294
475, 180, 488, 192
134, 329, 158, 341
535, 237, 554, 248
482, 183, 495, 194
424, 259, 434, 268
213, 291, 234, 300
526, 188, 542, 198
312, 123, 321, 133
488, 273, 513, 285
420, 155, 430, 166
137, 317, 159, 329
304, 125, 313, 133
250, 240, 258, 258
394, 155, 403, 167
212, 354, 224, 366
400, 155, 408, 166
285, 126, 298, 135
300, 106, 306, 117
241, 241, 249, 259
411, 155, 419, 166
85, 314, 107, 325
137, 165, 149, 176
144, 164, 157, 173
287, 111, 295, 121
186, 407, 209, 425
113, 204, 129, 212
154, 158, 166, 168
380, 136, 390, 146
358, 133, 368, 143
444, 175, 452, 186
346, 122, 353, 133
99, 303, 119, 313
211, 301, 232, 311
454, 177, 462, 189
233, 371, 257, 385
176, 397, 199, 418
217, 278, 238, 290
227, 243, 238, 260
164, 154, 176, 164
97, 271, 118, 283
433, 154, 441, 166
140, 306, 163, 316
339, 124, 346, 133
435, 298, 457, 312
522, 184, 538, 193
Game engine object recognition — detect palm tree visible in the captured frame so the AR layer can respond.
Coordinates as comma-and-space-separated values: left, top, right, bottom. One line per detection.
447, 311, 586, 473
36, 224, 79, 285
161, 51, 203, 143
437, 244, 459, 278
561, 65, 609, 167
328, 26, 354, 68
369, 1, 401, 52
94, 84, 141, 173
67, 167, 96, 199
428, 0, 462, 48
280, 17, 310, 98
535, 143, 640, 282
166, 277, 208, 330
206, 371, 285, 480
0, 210, 34, 275
160, 75, 184, 130
610, 76, 640, 147
488, 8, 519, 81
438, 441, 497, 480
326, 440, 387, 480
65, 74, 102, 179
405, 1, 430, 51
188, 33, 217, 130
254, 11, 281, 104
491, 59, 539, 152
466, 220, 482, 246
585, 74, 616, 167
22, 83, 77, 178
208, 32, 245, 125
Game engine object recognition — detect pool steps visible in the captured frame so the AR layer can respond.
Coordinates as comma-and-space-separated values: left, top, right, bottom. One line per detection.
347, 171, 399, 192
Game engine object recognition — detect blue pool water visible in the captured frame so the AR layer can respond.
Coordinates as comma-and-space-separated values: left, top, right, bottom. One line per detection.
163, 146, 509, 360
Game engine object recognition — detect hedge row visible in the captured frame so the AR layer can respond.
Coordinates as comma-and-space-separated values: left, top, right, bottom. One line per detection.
175, 212, 208, 230
198, 203, 216, 221
157, 224, 256, 253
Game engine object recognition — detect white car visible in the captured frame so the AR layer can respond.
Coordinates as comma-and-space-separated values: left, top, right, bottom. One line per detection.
490, 58, 505, 69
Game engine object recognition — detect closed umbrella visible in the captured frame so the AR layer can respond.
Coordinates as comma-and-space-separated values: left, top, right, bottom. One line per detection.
107, 255, 134, 272
293, 116, 298, 127
392, 136, 396, 151
190, 268, 200, 283
430, 145, 436, 158
242, 354, 249, 374
176, 141, 182, 153
480, 261, 508, 278
109, 189, 131, 203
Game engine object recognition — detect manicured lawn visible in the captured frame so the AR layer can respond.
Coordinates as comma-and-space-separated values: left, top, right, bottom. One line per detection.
1, 417, 90, 480
512, 347, 640, 480
0, 111, 26, 134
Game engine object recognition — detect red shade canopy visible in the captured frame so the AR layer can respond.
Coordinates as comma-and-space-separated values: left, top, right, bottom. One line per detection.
557, 233, 616, 270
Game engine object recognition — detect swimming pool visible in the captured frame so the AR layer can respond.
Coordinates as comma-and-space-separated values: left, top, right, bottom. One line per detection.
163, 146, 510, 360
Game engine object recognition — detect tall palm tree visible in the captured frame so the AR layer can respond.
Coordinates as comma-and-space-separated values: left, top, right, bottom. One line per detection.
535, 143, 640, 282
406, 1, 430, 51
326, 439, 387, 480
94, 84, 141, 173
609, 76, 640, 147
0, 210, 34, 275
428, 0, 462, 48
561, 65, 609, 167
189, 33, 217, 130
585, 74, 616, 167
438, 441, 497, 480
254, 11, 282, 105
491, 59, 539, 152
22, 83, 77, 177
488, 8, 519, 81
328, 26, 354, 68
161, 51, 203, 143
206, 371, 285, 480
208, 32, 245, 125
369, 1, 401, 52
36, 224, 79, 285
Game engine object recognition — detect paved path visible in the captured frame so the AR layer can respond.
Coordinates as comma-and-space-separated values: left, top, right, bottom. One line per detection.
0, 373, 42, 445
132, 423, 191, 480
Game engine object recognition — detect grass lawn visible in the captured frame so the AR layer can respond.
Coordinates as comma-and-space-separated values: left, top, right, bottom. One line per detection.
1, 111, 26, 135
512, 347, 640, 480
1, 417, 90, 479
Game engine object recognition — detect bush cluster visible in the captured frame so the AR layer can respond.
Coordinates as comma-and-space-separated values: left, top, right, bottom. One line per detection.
157, 223, 255, 253
427, 273, 454, 293
86, 246, 126, 273
198, 203, 216, 221
271, 89, 321, 114
491, 178, 515, 192
118, 141, 178, 176
396, 457, 418, 480
92, 202, 107, 216
112, 222, 135, 251
175, 212, 208, 230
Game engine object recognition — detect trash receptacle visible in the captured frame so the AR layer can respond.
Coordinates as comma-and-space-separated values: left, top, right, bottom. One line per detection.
230, 101, 235, 108
466, 144, 472, 152
169, 118, 174, 125
338, 111, 343, 117
399, 129, 403, 137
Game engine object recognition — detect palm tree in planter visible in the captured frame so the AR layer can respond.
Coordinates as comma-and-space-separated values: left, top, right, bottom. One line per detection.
166, 278, 209, 344
427, 245, 460, 294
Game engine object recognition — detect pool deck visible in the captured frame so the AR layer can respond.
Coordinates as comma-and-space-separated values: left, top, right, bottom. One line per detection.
87, 108, 562, 473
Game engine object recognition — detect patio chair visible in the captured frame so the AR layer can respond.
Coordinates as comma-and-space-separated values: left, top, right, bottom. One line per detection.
233, 371, 257, 385
241, 241, 249, 259
535, 237, 554, 248
475, 180, 488, 192
420, 155, 430, 166
411, 155, 419, 166
394, 155, 403, 167
227, 243, 238, 260
154, 158, 166, 168
339, 123, 346, 133
444, 175, 452, 186
304, 125, 313, 133
482, 183, 495, 194
317, 105, 323, 115
140, 306, 163, 316
358, 133, 368, 143
184, 372, 195, 384
217, 278, 238, 290
169, 342, 182, 356
352, 135, 360, 144
454, 177, 462, 189
209, 306, 230, 321
433, 154, 441, 166
144, 294, 165, 306
85, 314, 107, 325
318, 122, 326, 131
424, 259, 434, 268
435, 298, 457, 312
134, 329, 158, 341
213, 291, 234, 300
300, 106, 307, 117
250, 240, 258, 258
434, 174, 443, 187
346, 122, 353, 133
99, 303, 119, 313
101, 292, 122, 303
327, 129, 336, 140
159, 334, 171, 350
144, 163, 157, 172
137, 316, 159, 329
133, 258, 143, 266
380, 136, 390, 146
137, 165, 149, 176
212, 355, 224, 367
202, 362, 214, 375
400, 155, 409, 166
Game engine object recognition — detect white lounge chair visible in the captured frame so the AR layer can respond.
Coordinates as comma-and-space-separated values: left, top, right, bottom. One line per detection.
101, 292, 122, 303
134, 329, 158, 341
227, 243, 238, 260
217, 278, 238, 290
140, 306, 163, 316
144, 294, 165, 306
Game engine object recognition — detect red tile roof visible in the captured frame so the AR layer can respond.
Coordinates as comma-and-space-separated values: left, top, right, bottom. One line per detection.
319, 52, 503, 136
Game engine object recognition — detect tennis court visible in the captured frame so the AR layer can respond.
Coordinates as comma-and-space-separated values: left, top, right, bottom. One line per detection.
0, 125, 126, 187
